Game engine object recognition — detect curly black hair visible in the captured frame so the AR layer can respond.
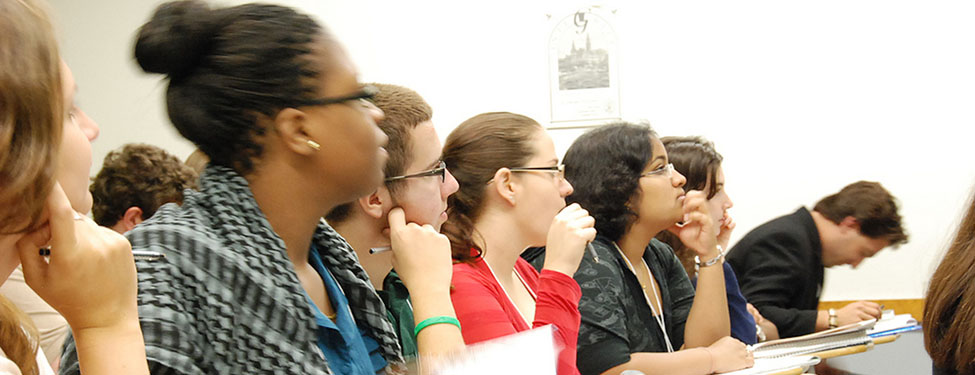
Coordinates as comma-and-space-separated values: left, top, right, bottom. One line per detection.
563, 122, 657, 242
134, 0, 325, 174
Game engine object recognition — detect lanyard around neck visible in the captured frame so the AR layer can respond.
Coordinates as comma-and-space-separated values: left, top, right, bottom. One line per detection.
484, 260, 536, 328
613, 242, 675, 352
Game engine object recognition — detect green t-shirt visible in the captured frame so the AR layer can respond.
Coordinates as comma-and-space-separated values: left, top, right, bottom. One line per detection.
378, 270, 417, 359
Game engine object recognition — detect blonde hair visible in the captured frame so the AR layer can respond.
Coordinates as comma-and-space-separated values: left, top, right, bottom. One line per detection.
0, 0, 63, 234
0, 296, 39, 375
0, 0, 62, 373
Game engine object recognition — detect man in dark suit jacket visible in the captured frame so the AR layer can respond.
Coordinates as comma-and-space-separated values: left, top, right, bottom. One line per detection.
727, 181, 908, 338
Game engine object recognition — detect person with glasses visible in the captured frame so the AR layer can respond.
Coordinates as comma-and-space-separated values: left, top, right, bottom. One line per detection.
326, 83, 463, 362
654, 136, 779, 345
560, 122, 752, 375
59, 2, 460, 375
441, 112, 596, 375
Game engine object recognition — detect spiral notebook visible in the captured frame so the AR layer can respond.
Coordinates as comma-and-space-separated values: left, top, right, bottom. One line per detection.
748, 319, 876, 360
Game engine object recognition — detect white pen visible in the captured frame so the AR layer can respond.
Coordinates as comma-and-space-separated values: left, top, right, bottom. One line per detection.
38, 248, 165, 261
133, 250, 166, 261
587, 242, 599, 264
369, 246, 391, 255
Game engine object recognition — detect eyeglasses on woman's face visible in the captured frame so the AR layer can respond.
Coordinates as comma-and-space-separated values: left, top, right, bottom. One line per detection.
296, 85, 379, 111
508, 164, 565, 180
640, 163, 675, 178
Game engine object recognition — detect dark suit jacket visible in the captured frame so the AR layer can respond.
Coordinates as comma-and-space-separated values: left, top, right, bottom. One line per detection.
727, 207, 824, 338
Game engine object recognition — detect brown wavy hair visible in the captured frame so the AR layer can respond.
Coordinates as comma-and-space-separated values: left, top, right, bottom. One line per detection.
0, 0, 63, 235
812, 181, 908, 246
441, 112, 540, 263
924, 188, 975, 374
90, 143, 199, 227
0, 0, 60, 373
656, 136, 724, 277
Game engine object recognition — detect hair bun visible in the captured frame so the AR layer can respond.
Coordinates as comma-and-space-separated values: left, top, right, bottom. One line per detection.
134, 0, 217, 77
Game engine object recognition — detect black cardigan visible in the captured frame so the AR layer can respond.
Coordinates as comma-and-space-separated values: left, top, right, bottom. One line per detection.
727, 207, 824, 338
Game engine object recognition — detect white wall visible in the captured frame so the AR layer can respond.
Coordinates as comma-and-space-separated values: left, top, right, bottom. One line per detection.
49, 0, 975, 301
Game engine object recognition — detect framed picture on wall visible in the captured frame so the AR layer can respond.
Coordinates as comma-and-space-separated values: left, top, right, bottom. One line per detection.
548, 9, 621, 128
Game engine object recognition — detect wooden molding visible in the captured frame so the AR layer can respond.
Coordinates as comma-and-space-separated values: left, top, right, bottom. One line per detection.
819, 298, 925, 320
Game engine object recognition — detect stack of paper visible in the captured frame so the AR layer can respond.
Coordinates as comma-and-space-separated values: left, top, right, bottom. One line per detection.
718, 355, 820, 375
867, 310, 920, 338
431, 325, 558, 375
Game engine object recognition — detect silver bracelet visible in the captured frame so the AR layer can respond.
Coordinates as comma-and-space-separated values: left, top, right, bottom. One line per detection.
694, 245, 726, 269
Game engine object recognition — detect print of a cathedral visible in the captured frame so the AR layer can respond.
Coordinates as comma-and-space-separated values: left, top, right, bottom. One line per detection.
558, 33, 610, 90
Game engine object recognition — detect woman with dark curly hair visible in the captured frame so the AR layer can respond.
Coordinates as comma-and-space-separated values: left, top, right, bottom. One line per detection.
57, 1, 463, 374
655, 136, 778, 345
563, 122, 752, 375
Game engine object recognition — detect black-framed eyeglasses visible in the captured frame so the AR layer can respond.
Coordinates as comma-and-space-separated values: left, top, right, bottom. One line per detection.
509, 164, 565, 180
296, 85, 379, 108
384, 160, 447, 183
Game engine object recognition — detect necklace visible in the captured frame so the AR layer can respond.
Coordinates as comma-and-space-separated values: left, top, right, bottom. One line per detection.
613, 242, 675, 352
484, 259, 536, 327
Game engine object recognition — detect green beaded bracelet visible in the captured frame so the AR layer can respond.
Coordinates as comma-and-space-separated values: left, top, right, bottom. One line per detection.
414, 316, 461, 337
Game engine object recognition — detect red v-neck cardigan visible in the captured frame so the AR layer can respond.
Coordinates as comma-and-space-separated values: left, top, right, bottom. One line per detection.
450, 255, 582, 375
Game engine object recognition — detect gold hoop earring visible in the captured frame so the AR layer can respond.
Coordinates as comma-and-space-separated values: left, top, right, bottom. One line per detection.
306, 139, 321, 151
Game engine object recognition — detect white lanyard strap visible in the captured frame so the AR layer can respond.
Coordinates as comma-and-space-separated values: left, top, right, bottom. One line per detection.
613, 242, 675, 352
484, 260, 536, 327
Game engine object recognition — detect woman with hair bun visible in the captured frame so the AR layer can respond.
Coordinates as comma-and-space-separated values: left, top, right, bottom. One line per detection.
57, 1, 462, 374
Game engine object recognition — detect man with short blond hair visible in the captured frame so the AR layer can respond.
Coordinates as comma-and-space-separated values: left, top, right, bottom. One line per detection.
326, 83, 458, 359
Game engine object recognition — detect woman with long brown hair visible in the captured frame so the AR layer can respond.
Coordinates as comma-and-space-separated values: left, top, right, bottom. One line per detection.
0, 0, 150, 374
442, 112, 596, 375
655, 136, 778, 344
924, 188, 975, 375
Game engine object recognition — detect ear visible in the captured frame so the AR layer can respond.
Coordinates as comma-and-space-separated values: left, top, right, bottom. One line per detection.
838, 216, 860, 233
274, 108, 317, 155
120, 206, 144, 233
356, 188, 387, 219
491, 168, 517, 206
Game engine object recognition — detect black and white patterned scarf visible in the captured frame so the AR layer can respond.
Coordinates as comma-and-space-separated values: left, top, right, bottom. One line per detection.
60, 165, 403, 375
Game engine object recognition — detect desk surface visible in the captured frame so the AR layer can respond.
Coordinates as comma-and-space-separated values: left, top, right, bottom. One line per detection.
819, 330, 931, 374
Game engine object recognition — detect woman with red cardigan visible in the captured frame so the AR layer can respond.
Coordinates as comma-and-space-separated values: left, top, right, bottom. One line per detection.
441, 112, 596, 375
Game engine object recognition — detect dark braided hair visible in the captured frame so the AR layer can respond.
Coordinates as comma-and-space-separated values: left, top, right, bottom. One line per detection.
134, 0, 326, 174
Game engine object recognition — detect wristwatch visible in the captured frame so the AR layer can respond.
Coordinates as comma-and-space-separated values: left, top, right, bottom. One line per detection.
828, 308, 839, 328
694, 245, 726, 269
